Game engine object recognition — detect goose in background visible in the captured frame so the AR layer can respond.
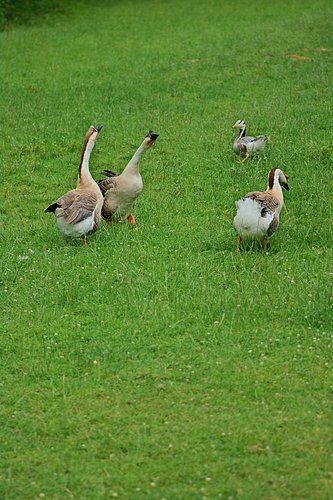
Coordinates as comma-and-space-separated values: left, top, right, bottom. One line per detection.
232, 119, 268, 163
45, 125, 104, 246
98, 130, 159, 225
233, 168, 290, 252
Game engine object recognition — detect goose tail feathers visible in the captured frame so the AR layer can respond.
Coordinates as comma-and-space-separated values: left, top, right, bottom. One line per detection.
234, 197, 271, 239
101, 169, 119, 178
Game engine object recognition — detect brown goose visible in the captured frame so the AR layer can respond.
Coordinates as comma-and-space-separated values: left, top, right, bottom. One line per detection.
233, 168, 290, 252
45, 125, 104, 246
98, 130, 159, 225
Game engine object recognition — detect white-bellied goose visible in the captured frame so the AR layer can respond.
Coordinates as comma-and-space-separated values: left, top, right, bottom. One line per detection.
232, 119, 268, 163
45, 125, 104, 246
98, 130, 159, 225
233, 168, 290, 252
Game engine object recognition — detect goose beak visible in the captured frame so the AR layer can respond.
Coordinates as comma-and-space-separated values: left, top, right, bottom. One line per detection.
232, 124, 237, 128
148, 130, 159, 141
91, 125, 104, 132
284, 174, 290, 190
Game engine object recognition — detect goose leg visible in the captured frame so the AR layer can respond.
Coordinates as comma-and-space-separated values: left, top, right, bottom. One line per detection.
127, 213, 136, 225
235, 235, 241, 253
65, 239, 70, 247
105, 218, 111, 227
241, 154, 250, 163
263, 239, 267, 253
81, 235, 87, 247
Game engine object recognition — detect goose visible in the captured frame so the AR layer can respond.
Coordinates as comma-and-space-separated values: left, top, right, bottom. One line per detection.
45, 125, 104, 246
98, 130, 159, 225
232, 119, 268, 163
233, 168, 290, 252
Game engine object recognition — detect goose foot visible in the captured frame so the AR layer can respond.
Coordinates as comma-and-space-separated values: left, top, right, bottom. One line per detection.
241, 154, 250, 163
127, 213, 136, 225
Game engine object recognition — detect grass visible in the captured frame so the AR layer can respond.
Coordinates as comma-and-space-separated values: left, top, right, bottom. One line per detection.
0, 0, 69, 29
0, 0, 332, 498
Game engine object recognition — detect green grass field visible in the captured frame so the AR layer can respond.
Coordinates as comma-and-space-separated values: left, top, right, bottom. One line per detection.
1, 0, 332, 498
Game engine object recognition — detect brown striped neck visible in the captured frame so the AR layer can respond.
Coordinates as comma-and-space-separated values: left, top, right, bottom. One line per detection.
267, 168, 278, 190
267, 168, 283, 207
77, 129, 97, 187
78, 134, 90, 180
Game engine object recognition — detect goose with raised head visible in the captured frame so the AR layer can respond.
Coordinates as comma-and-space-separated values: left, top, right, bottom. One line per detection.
233, 168, 290, 252
45, 125, 104, 246
98, 130, 159, 225
232, 119, 268, 163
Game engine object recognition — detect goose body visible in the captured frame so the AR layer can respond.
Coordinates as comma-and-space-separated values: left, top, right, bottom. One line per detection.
234, 168, 289, 252
56, 210, 97, 238
234, 195, 277, 240
45, 125, 104, 245
232, 119, 268, 162
99, 169, 143, 221
98, 130, 158, 225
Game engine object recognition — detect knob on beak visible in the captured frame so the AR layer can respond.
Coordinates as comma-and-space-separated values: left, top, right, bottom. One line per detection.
148, 130, 159, 141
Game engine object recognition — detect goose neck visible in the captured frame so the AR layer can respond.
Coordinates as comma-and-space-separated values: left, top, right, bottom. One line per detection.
78, 138, 95, 186
267, 174, 284, 208
123, 143, 146, 175
239, 127, 246, 139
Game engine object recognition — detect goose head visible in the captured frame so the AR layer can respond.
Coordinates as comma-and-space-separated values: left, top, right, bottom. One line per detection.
81, 124, 103, 147
279, 170, 290, 191
143, 130, 159, 148
232, 119, 246, 130
85, 124, 103, 142
268, 168, 290, 191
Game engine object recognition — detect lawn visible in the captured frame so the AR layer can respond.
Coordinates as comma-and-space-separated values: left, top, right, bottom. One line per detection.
0, 0, 332, 498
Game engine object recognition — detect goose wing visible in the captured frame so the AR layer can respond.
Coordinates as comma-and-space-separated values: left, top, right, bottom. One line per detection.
267, 212, 279, 236
240, 135, 267, 145
244, 191, 280, 214
240, 135, 257, 144
97, 174, 119, 196
45, 189, 99, 224
102, 169, 119, 178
